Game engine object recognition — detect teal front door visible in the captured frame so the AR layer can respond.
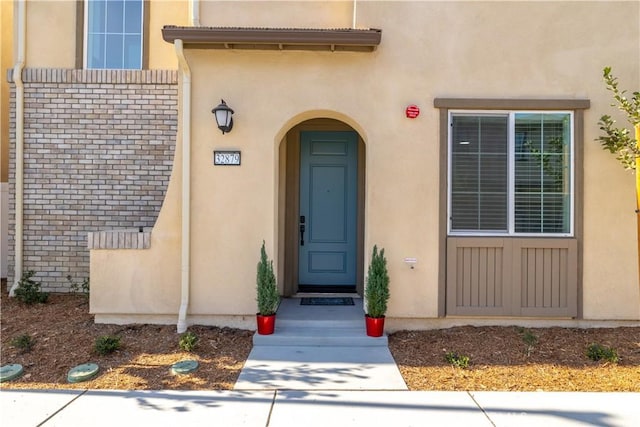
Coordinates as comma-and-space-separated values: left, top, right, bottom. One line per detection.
299, 131, 358, 289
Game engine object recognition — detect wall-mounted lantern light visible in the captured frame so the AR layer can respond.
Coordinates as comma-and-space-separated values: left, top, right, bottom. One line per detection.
211, 99, 234, 134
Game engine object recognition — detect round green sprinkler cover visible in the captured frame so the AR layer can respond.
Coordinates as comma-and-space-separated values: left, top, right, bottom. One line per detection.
171, 359, 199, 375
0, 364, 24, 383
67, 363, 99, 383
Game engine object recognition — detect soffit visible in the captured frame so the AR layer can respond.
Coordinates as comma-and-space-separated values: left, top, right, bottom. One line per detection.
162, 26, 382, 52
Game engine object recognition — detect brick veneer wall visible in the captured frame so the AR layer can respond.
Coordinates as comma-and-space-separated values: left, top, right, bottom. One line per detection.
8, 69, 177, 291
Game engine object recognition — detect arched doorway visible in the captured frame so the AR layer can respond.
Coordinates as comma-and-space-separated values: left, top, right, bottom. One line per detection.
279, 118, 366, 297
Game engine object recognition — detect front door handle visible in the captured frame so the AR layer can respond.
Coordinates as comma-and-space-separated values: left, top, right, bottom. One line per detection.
299, 215, 306, 246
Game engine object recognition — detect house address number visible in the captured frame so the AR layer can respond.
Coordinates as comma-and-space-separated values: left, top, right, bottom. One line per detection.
214, 150, 241, 166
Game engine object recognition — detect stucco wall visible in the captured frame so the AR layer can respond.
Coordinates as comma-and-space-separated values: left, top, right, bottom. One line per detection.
1, 0, 12, 183
25, 0, 77, 68
1, 0, 13, 279
199, 0, 354, 28
24, 0, 185, 69
148, 1, 188, 69
15, 0, 635, 325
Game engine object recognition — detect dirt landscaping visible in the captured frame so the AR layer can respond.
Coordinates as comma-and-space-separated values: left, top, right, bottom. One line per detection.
391, 326, 640, 391
1, 293, 639, 391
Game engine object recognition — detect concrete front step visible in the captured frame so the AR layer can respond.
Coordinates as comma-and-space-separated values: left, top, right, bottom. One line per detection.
253, 326, 388, 347
275, 317, 365, 329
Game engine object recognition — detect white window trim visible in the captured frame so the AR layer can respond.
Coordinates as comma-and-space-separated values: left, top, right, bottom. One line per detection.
447, 110, 575, 238
83, 0, 144, 70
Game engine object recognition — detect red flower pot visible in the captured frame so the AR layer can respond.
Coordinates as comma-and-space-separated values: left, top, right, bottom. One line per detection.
256, 314, 276, 335
365, 315, 385, 337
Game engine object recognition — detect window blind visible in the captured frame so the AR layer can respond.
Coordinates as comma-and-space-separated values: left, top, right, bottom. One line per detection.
449, 112, 572, 235
451, 115, 508, 231
514, 113, 571, 233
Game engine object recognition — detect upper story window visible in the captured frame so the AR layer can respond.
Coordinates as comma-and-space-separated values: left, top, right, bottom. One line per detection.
85, 0, 143, 69
448, 111, 574, 236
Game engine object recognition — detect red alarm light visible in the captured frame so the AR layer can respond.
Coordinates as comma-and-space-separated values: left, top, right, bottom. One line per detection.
406, 105, 420, 118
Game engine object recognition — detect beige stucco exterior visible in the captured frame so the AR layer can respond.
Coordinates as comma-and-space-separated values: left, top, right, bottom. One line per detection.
147, 1, 187, 69
22, 0, 183, 69
1, 0, 13, 183
1, 0, 12, 183
14, 1, 640, 328
199, 0, 355, 28
25, 0, 77, 68
1, 0, 13, 280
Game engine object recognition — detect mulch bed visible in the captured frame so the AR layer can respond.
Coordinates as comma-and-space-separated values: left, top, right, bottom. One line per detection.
1, 294, 253, 390
1, 293, 639, 391
389, 326, 640, 391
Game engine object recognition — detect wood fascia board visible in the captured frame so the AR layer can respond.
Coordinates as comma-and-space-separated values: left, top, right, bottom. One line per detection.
162, 26, 382, 52
434, 98, 591, 110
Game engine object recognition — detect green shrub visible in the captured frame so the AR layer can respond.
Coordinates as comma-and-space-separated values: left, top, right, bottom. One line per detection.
445, 351, 470, 369
365, 245, 390, 318
95, 335, 121, 356
586, 343, 619, 363
11, 334, 34, 353
14, 270, 49, 305
520, 328, 538, 357
256, 241, 279, 316
179, 331, 198, 352
66, 274, 90, 295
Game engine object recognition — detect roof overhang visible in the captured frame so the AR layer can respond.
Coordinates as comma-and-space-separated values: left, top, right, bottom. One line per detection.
162, 26, 382, 52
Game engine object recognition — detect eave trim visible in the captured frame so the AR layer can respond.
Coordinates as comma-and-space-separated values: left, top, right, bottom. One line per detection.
434, 98, 591, 110
162, 26, 382, 52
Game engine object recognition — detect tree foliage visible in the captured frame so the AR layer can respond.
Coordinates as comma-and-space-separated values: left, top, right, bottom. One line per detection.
365, 245, 390, 318
596, 67, 640, 170
256, 241, 279, 316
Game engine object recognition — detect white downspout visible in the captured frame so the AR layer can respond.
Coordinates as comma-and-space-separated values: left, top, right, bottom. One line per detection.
352, 0, 357, 29
190, 0, 200, 26
9, 0, 26, 297
175, 39, 191, 333
176, 0, 198, 331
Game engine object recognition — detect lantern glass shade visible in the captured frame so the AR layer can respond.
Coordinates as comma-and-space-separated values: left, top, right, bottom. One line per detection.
211, 100, 234, 134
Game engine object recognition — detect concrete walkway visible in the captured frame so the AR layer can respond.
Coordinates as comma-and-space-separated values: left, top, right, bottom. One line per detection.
2, 389, 639, 426
235, 345, 407, 390
236, 297, 406, 390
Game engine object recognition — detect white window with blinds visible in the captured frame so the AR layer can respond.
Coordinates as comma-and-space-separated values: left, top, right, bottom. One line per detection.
448, 111, 574, 236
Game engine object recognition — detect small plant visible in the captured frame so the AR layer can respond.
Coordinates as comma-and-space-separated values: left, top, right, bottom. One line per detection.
11, 334, 34, 353
445, 351, 470, 369
66, 274, 90, 295
256, 241, 279, 316
520, 328, 538, 357
586, 343, 619, 363
365, 245, 390, 318
14, 270, 49, 305
179, 331, 198, 352
94, 335, 121, 356
596, 66, 640, 170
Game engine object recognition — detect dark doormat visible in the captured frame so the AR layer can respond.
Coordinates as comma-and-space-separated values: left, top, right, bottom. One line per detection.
298, 285, 356, 293
300, 297, 355, 306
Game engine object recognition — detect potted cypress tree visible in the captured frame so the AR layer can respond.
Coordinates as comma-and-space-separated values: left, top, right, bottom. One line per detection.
256, 241, 279, 335
364, 245, 390, 337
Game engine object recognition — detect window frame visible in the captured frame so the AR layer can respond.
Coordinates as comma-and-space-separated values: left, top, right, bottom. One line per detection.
447, 109, 575, 238
83, 0, 145, 70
